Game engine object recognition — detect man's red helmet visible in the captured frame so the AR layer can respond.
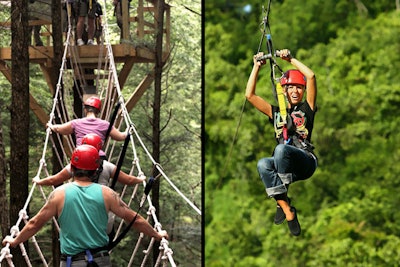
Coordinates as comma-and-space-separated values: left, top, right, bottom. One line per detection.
280, 70, 306, 87
84, 96, 102, 111
81, 133, 103, 151
70, 145, 100, 170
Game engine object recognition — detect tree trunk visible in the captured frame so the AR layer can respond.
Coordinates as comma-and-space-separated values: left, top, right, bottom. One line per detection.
0, 103, 9, 239
10, 0, 30, 266
51, 1, 63, 266
152, 0, 165, 263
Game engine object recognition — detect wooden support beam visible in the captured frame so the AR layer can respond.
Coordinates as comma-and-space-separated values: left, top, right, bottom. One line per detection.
0, 44, 154, 64
118, 57, 135, 89
30, 94, 49, 127
125, 70, 155, 111
115, 70, 155, 126
0, 60, 11, 82
39, 63, 56, 96
0, 19, 51, 27
0, 60, 49, 126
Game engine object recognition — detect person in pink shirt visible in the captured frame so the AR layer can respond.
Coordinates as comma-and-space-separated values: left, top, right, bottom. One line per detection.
48, 96, 127, 159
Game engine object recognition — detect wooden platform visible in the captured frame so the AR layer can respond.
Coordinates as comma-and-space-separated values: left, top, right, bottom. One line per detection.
0, 43, 158, 66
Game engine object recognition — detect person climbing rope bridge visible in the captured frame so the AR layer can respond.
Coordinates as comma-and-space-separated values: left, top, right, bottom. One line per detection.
3, 145, 169, 267
47, 96, 128, 159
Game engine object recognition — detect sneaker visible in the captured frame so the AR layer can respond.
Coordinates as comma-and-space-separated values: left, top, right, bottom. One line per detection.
77, 39, 85, 46
274, 206, 285, 225
287, 207, 301, 236
274, 197, 291, 225
87, 39, 94, 45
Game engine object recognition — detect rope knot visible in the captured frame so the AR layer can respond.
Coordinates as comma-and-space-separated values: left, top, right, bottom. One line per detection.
0, 245, 11, 261
18, 209, 28, 220
10, 226, 19, 236
147, 206, 156, 214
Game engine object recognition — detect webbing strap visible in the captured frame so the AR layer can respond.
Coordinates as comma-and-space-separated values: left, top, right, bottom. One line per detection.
104, 102, 121, 146
275, 83, 288, 142
86, 249, 94, 262
276, 83, 286, 123
110, 132, 130, 189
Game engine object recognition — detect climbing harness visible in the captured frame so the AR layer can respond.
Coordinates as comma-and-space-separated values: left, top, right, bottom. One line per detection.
275, 82, 289, 142
85, 250, 99, 267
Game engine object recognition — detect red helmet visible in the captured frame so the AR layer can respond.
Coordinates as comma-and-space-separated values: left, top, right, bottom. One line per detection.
81, 133, 103, 151
280, 70, 306, 87
84, 96, 102, 110
70, 145, 100, 170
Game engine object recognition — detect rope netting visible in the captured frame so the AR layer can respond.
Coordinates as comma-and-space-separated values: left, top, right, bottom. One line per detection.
0, 1, 200, 266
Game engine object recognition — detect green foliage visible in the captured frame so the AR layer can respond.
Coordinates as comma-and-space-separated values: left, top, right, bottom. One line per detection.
206, 1, 400, 266
0, 0, 201, 265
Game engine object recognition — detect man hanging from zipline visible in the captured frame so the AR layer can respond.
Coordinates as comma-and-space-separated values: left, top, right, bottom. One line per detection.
245, 49, 318, 236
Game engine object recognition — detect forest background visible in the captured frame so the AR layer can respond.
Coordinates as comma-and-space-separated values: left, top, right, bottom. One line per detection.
205, 0, 400, 266
0, 0, 201, 266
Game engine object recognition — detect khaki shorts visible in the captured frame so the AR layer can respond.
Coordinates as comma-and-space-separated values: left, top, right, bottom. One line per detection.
73, 0, 96, 18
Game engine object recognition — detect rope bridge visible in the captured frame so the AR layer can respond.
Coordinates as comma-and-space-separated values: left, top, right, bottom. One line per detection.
0, 1, 200, 266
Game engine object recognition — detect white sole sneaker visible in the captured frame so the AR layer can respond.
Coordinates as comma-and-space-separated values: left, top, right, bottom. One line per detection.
77, 39, 85, 46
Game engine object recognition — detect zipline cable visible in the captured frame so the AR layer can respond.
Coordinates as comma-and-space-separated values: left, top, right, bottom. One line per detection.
217, 98, 247, 189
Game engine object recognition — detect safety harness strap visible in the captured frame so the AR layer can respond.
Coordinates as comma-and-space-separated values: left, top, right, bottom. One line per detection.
104, 102, 121, 147
275, 83, 289, 142
110, 132, 130, 189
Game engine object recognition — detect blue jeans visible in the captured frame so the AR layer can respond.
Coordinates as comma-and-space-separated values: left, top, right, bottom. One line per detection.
257, 144, 317, 197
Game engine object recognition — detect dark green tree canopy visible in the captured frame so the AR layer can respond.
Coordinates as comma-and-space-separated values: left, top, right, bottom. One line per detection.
206, 1, 400, 266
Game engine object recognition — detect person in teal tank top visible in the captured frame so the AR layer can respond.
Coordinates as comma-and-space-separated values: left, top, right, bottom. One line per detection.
59, 183, 109, 256
33, 133, 146, 244
2, 145, 168, 266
